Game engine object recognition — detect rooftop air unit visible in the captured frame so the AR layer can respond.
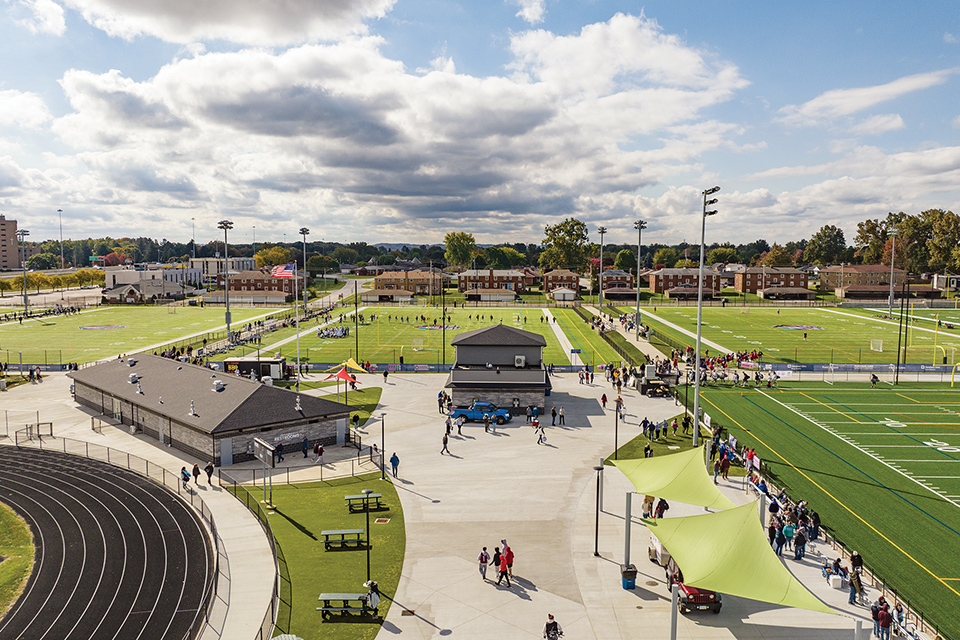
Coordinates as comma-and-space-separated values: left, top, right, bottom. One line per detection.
212, 380, 224, 392
514, 355, 526, 368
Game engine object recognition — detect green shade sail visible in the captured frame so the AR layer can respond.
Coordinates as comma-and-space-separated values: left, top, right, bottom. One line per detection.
612, 447, 737, 511
646, 502, 836, 614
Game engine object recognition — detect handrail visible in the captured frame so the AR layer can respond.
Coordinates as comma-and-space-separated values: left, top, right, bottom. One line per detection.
12, 433, 220, 640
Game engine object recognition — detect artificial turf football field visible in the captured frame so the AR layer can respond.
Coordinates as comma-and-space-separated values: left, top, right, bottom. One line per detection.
216, 306, 622, 366
625, 305, 960, 365
0, 305, 281, 365
697, 381, 960, 638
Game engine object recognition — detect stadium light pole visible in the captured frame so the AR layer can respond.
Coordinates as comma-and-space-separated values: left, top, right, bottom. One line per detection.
692, 186, 719, 448
888, 229, 898, 318
17, 229, 29, 310
300, 227, 310, 313
634, 219, 647, 340
218, 219, 234, 337
252, 225, 256, 258
58, 208, 64, 299
597, 226, 607, 308
191, 217, 196, 259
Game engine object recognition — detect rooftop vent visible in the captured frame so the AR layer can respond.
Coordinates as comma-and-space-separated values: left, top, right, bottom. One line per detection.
212, 380, 224, 392
128, 373, 139, 383
127, 357, 136, 367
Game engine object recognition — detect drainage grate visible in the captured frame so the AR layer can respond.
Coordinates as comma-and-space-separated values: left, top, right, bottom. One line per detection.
401, 609, 415, 616
645, 581, 658, 586
375, 518, 390, 524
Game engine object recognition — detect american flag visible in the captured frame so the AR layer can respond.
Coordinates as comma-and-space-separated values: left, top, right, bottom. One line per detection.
270, 263, 296, 278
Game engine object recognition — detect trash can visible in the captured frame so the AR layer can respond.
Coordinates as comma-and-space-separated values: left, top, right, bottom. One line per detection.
620, 563, 637, 590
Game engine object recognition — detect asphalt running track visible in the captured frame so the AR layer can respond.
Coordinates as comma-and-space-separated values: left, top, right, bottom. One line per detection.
0, 447, 214, 640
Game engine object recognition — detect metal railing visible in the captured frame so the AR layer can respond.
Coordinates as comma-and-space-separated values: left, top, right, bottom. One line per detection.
12, 431, 220, 640
217, 469, 291, 638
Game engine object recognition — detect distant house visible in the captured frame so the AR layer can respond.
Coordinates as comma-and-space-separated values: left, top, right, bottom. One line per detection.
463, 288, 517, 302
458, 269, 526, 292
103, 280, 195, 303
373, 270, 442, 294
818, 264, 906, 290
734, 267, 809, 294
932, 274, 960, 292
600, 269, 635, 290
550, 287, 578, 302
649, 268, 721, 294
543, 269, 580, 292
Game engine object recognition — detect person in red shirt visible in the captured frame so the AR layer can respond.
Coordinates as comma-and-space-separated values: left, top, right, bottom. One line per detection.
504, 543, 515, 577
877, 604, 893, 640
496, 551, 511, 587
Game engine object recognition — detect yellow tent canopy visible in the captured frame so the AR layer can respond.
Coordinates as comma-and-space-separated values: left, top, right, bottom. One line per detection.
612, 447, 736, 511
646, 502, 835, 614
323, 358, 367, 373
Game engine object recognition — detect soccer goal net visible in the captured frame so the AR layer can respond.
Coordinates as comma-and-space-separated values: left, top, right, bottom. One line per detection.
870, 339, 883, 352
740, 307, 750, 314
412, 337, 425, 352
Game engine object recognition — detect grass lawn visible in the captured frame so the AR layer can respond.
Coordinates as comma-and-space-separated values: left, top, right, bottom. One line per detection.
0, 501, 33, 619
620, 306, 960, 365
267, 474, 404, 640
224, 307, 572, 365
0, 305, 281, 365
550, 307, 620, 366
691, 382, 960, 639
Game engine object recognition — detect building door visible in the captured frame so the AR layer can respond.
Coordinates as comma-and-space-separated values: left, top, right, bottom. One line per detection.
220, 437, 233, 466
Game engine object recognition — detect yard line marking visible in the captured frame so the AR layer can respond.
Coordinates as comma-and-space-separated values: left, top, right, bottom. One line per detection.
700, 394, 960, 599
838, 433, 960, 437
886, 460, 960, 463
897, 393, 922, 404
914, 476, 960, 479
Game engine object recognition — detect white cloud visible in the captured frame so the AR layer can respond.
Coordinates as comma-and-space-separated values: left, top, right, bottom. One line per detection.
0, 89, 53, 128
778, 68, 959, 127
62, 0, 396, 45
850, 113, 905, 136
945, 33, 958, 44
11, 0, 66, 35
509, 0, 545, 25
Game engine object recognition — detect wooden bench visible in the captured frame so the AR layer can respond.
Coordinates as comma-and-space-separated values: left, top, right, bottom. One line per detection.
316, 592, 378, 619
320, 528, 366, 550
345, 493, 383, 513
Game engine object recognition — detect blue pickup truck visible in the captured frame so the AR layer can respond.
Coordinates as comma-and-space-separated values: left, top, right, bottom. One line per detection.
448, 402, 513, 425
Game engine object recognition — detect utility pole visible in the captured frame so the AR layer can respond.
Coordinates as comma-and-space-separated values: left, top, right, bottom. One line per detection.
218, 219, 234, 337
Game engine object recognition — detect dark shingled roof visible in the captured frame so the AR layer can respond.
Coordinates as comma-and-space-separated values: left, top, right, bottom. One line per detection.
69, 354, 350, 434
451, 324, 547, 347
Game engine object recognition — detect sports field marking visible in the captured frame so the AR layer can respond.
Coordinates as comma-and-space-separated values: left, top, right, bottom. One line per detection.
640, 310, 730, 353
700, 393, 960, 599
823, 308, 960, 341
541, 309, 581, 366
761, 390, 960, 512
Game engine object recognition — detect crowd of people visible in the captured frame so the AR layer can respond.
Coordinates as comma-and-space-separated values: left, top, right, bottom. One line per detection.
317, 325, 349, 338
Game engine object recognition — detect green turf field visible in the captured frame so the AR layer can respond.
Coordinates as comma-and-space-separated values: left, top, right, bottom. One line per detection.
695, 382, 960, 638
624, 306, 960, 365
550, 307, 621, 366
0, 305, 281, 365
0, 501, 33, 620
216, 307, 575, 366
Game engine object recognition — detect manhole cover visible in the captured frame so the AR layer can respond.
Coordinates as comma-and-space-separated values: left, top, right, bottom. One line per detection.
635, 606, 643, 610
375, 518, 390, 524
401, 609, 415, 616
645, 581, 658, 586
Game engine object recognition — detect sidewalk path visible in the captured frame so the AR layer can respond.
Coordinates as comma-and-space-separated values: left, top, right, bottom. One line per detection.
542, 308, 583, 366
373, 372, 872, 639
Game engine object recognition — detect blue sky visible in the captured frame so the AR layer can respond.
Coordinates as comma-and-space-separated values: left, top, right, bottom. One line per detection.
0, 0, 958, 250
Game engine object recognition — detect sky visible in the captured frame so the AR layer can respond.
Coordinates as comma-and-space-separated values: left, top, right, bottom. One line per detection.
1, 1, 959, 250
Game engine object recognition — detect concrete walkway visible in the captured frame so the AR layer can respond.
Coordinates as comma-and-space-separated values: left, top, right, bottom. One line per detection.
372, 372, 875, 640
541, 308, 583, 366
0, 374, 276, 640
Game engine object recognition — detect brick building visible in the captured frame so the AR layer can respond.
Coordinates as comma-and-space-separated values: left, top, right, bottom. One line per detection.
0, 215, 20, 270
373, 270, 442, 294
649, 268, 721, 294
542, 269, 579, 292
229, 268, 305, 301
600, 269, 636, 289
818, 264, 907, 290
457, 269, 526, 292
734, 267, 809, 294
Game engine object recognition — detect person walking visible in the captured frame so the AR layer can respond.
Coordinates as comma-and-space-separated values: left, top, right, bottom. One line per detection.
601, 393, 607, 409
558, 406, 565, 425
878, 604, 893, 640
192, 463, 201, 485
456, 415, 464, 435
301, 437, 309, 458
440, 433, 450, 455
775, 527, 786, 556
275, 443, 285, 463
551, 406, 557, 426
204, 461, 215, 484
793, 529, 807, 560
535, 419, 545, 445
315, 443, 325, 465
390, 452, 400, 477
478, 547, 491, 580
445, 416, 453, 436
483, 413, 491, 433
543, 614, 563, 640
503, 541, 515, 577
180, 467, 191, 491
496, 550, 511, 587
526, 406, 532, 424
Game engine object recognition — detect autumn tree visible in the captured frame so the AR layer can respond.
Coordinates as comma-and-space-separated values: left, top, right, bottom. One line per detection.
759, 244, 793, 266
539, 218, 590, 271
706, 246, 739, 264
803, 225, 846, 265
444, 232, 476, 268
256, 246, 292, 268
652, 248, 678, 268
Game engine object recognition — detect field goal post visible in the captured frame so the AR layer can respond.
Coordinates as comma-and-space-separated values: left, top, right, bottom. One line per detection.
870, 338, 883, 352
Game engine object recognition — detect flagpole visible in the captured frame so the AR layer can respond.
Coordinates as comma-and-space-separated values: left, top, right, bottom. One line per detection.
295, 264, 301, 392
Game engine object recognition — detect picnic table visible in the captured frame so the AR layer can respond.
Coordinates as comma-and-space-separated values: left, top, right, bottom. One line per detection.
320, 528, 366, 550
345, 493, 383, 513
316, 592, 378, 619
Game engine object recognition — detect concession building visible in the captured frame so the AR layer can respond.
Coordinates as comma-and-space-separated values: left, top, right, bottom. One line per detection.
444, 324, 551, 412
69, 354, 351, 465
